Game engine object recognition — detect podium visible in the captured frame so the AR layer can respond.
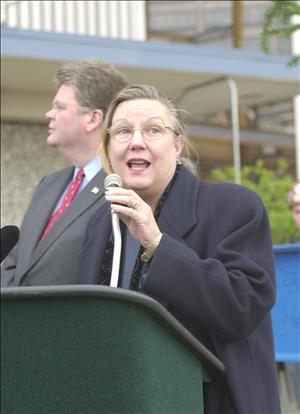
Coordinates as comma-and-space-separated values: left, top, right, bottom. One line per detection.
1, 285, 224, 414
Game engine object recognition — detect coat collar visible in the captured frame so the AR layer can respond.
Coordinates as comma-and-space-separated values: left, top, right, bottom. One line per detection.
158, 166, 199, 239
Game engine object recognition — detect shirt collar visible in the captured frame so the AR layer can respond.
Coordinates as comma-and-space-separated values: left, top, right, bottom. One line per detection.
73, 156, 102, 182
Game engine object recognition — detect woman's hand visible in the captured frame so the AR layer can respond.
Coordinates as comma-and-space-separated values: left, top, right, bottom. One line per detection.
105, 188, 161, 248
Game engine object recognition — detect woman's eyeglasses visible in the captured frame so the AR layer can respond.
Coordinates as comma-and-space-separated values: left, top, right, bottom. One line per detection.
107, 122, 178, 142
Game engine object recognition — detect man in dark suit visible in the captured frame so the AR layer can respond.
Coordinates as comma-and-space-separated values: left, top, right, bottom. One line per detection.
1, 59, 128, 286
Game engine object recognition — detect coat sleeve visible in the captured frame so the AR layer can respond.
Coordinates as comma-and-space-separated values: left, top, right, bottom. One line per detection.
142, 184, 276, 342
0, 176, 48, 287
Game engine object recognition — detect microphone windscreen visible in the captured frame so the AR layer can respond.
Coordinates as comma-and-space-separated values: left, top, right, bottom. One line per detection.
104, 174, 123, 190
0, 225, 20, 262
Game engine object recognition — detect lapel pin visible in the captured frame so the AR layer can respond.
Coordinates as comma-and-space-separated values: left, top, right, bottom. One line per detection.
91, 187, 100, 194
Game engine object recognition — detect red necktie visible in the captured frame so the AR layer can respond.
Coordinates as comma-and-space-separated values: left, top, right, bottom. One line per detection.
41, 168, 85, 239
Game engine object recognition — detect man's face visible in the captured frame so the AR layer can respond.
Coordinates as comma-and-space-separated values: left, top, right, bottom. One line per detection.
45, 84, 88, 151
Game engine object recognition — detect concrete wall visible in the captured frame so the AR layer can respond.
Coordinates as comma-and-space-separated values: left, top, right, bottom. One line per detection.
1, 121, 68, 227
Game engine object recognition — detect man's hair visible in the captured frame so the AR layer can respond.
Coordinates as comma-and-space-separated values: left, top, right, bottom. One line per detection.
100, 84, 198, 173
55, 59, 129, 115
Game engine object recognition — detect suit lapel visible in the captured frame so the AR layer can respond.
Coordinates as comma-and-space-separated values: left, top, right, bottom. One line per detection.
18, 170, 105, 281
32, 169, 73, 244
15, 168, 73, 282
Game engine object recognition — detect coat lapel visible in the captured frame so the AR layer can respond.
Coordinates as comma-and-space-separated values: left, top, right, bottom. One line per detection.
158, 166, 199, 240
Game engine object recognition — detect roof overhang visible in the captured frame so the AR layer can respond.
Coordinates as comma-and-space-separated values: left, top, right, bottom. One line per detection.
1, 27, 299, 145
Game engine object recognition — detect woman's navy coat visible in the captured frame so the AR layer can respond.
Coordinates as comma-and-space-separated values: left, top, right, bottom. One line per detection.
80, 166, 281, 414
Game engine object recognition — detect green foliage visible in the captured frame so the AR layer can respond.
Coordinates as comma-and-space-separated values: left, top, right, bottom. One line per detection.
211, 159, 299, 244
260, 0, 300, 66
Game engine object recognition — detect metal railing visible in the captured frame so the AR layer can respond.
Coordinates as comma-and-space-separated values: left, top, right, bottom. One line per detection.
1, 0, 146, 40
177, 76, 242, 185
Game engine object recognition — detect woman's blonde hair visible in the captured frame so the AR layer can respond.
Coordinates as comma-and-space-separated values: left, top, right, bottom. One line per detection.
99, 84, 198, 174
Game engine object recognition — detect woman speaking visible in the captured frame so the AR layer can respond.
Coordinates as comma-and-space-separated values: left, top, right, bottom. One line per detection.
79, 84, 280, 414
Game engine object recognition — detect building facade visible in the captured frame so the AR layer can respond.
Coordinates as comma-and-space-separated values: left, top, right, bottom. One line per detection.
1, 0, 299, 226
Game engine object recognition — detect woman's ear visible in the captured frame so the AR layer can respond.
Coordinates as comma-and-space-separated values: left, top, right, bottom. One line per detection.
86, 109, 104, 132
175, 135, 184, 157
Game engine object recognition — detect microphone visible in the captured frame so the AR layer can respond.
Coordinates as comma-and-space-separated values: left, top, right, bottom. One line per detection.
1, 225, 20, 262
104, 174, 123, 288
104, 174, 123, 190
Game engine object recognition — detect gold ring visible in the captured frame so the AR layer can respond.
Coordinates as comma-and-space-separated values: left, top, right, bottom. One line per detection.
130, 200, 139, 209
